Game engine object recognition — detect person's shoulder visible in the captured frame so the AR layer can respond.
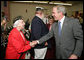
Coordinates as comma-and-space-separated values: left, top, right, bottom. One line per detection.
9, 28, 19, 36
52, 22, 58, 27
8, 28, 20, 39
66, 16, 79, 23
32, 16, 40, 22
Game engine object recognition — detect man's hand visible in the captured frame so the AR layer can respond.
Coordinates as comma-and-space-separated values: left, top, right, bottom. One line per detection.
32, 40, 38, 45
29, 40, 38, 47
45, 42, 48, 46
29, 42, 35, 47
69, 54, 78, 59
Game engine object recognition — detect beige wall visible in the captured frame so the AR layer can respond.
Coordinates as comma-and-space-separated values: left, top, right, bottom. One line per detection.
9, 2, 55, 25
67, 2, 83, 17
1, 1, 83, 26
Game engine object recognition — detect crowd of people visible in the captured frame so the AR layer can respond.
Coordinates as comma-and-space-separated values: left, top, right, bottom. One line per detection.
1, 5, 83, 59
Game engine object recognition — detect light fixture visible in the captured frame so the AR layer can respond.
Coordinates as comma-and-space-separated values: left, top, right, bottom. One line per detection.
33, 1, 48, 4
12, 1, 34, 3
49, 2, 72, 6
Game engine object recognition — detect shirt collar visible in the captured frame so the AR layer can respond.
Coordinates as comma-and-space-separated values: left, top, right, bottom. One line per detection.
36, 14, 43, 20
59, 16, 65, 23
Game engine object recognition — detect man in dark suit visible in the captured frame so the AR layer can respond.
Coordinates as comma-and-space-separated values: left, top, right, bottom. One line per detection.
30, 7, 49, 59
33, 5, 83, 59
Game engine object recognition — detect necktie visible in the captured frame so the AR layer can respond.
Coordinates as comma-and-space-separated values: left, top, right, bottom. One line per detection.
58, 21, 61, 37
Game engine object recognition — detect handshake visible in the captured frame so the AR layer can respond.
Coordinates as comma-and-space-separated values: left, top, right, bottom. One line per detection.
29, 40, 38, 47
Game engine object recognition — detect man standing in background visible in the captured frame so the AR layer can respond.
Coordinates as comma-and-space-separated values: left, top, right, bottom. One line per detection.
30, 7, 49, 59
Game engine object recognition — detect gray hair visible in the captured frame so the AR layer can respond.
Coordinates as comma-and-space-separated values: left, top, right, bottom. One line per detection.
53, 5, 66, 15
13, 16, 23, 28
13, 20, 21, 27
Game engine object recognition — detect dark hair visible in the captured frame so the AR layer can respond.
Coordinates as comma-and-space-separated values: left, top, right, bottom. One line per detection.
13, 16, 23, 23
36, 8, 42, 11
48, 15, 54, 20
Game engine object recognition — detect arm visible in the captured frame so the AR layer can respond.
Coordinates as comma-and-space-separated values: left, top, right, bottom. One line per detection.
38, 23, 54, 44
10, 34, 31, 54
72, 19, 83, 57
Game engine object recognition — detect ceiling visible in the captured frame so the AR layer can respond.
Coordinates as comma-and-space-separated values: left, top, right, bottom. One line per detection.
12, 1, 83, 6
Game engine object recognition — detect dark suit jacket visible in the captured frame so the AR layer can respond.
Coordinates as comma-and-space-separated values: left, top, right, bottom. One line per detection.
30, 16, 49, 49
39, 16, 83, 59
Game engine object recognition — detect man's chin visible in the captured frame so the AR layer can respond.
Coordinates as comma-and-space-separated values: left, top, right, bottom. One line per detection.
54, 17, 57, 20
54, 19, 58, 21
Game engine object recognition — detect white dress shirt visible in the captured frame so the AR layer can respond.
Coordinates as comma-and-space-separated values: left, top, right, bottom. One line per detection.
58, 16, 65, 30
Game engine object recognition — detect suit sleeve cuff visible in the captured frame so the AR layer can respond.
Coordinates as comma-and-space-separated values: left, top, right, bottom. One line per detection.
36, 40, 40, 44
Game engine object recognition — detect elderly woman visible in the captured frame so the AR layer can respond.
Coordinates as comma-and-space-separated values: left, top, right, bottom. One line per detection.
5, 16, 35, 59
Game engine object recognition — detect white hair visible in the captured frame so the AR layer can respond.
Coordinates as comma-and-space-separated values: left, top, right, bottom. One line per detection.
13, 20, 21, 27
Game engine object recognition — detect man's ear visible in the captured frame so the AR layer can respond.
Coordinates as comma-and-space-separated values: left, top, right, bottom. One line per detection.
59, 12, 63, 15
39, 12, 42, 15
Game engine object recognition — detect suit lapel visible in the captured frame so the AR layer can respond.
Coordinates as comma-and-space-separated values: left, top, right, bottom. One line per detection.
61, 17, 69, 37
54, 22, 59, 39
